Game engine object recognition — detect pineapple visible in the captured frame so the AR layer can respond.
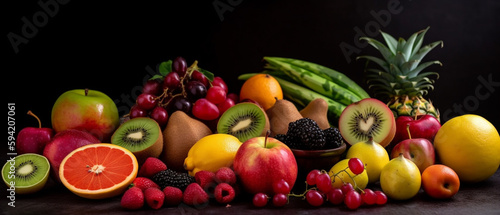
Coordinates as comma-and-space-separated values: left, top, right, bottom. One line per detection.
358, 27, 443, 121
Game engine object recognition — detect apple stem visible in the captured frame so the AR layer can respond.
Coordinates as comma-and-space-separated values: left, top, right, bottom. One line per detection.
264, 130, 271, 148
406, 124, 412, 139
27, 110, 42, 128
85, 88, 89, 96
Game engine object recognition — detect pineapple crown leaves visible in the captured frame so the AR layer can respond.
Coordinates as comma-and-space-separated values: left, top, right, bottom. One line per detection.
356, 27, 443, 98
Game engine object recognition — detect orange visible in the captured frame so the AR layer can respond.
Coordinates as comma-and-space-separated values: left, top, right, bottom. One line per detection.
239, 74, 283, 110
421, 164, 460, 199
59, 143, 138, 199
434, 114, 500, 183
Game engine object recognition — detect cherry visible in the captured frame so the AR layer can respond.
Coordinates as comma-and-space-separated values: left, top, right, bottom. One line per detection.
191, 70, 209, 87
272, 179, 291, 195
136, 93, 158, 110
348, 158, 365, 175
129, 105, 148, 119
163, 72, 181, 90
272, 193, 288, 207
143, 79, 162, 96
361, 189, 377, 205
345, 190, 362, 210
168, 96, 192, 114
186, 81, 207, 102
305, 190, 324, 207
217, 98, 235, 115
212, 77, 228, 93
340, 183, 354, 195
253, 193, 268, 207
172, 56, 187, 76
227, 93, 239, 103
375, 191, 388, 205
192, 99, 219, 121
150, 106, 168, 128
327, 188, 344, 205
315, 172, 332, 193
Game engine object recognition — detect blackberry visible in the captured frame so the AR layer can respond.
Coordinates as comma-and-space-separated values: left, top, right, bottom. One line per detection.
152, 169, 195, 191
286, 118, 326, 150
323, 127, 343, 149
275, 134, 302, 150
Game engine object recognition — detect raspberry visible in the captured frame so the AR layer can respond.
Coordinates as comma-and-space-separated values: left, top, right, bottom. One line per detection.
144, 187, 165, 209
131, 177, 160, 191
215, 167, 236, 185
121, 187, 144, 210
183, 183, 209, 206
214, 183, 236, 204
163, 186, 183, 206
138, 157, 167, 178
195, 170, 216, 190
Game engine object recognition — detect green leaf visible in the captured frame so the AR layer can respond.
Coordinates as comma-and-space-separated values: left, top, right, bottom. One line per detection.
411, 27, 430, 56
380, 31, 398, 54
360, 37, 395, 63
159, 60, 172, 76
149, 74, 164, 80
199, 68, 214, 82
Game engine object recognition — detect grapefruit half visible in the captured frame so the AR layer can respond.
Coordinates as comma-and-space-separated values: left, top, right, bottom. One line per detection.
59, 143, 138, 199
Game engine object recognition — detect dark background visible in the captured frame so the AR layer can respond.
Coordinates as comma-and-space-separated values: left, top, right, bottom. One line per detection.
4, 0, 500, 142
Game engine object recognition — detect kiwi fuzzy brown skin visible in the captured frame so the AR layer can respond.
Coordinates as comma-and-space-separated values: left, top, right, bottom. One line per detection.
266, 99, 302, 136
300, 98, 331, 130
111, 117, 163, 165
1, 153, 50, 194
161, 111, 212, 172
339, 98, 396, 147
217, 102, 270, 143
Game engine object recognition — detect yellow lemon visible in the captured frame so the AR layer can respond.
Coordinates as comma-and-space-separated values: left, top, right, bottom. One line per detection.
184, 134, 242, 176
434, 114, 500, 183
346, 138, 389, 183
380, 154, 421, 200
329, 159, 368, 190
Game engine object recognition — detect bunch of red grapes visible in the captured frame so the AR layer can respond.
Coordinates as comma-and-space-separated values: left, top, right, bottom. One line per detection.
129, 57, 238, 127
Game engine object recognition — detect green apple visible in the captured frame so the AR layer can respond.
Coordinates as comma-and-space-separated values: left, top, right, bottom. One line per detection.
51, 89, 119, 142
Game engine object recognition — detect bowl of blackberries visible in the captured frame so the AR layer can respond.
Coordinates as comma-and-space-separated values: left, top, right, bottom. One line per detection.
275, 118, 346, 177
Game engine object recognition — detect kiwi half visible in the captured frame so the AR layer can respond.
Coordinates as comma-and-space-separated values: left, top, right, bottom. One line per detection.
338, 98, 396, 147
2, 153, 50, 194
111, 117, 163, 164
217, 102, 270, 142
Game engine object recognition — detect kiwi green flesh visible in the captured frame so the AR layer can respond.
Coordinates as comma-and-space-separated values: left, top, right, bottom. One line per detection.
111, 117, 160, 152
2, 153, 50, 188
217, 103, 266, 143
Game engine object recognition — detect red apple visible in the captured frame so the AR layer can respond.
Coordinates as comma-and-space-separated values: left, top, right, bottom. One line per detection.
16, 111, 54, 155
421, 164, 460, 199
233, 135, 298, 195
390, 115, 441, 148
43, 129, 100, 182
51, 89, 119, 142
391, 124, 435, 173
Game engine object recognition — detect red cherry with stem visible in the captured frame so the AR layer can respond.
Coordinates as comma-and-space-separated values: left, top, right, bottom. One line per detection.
315, 172, 332, 193
361, 189, 377, 205
137, 93, 158, 110
150, 106, 168, 128
272, 193, 288, 207
375, 191, 388, 205
305, 190, 324, 207
272, 179, 291, 194
345, 190, 362, 210
306, 169, 321, 186
253, 193, 268, 207
327, 188, 344, 205
348, 158, 365, 175
164, 72, 181, 90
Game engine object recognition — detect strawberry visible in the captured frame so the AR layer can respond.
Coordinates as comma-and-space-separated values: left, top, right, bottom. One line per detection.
194, 170, 216, 190
163, 186, 183, 206
121, 187, 144, 210
215, 167, 236, 185
214, 183, 235, 204
183, 183, 209, 206
131, 177, 160, 191
138, 157, 167, 178
144, 187, 165, 209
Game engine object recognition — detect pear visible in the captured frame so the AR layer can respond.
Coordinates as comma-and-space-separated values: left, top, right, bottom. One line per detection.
266, 99, 303, 136
300, 98, 330, 130
161, 111, 212, 172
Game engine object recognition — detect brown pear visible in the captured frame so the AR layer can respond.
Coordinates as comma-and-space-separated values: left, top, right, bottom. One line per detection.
161, 111, 212, 172
300, 98, 330, 130
266, 99, 303, 136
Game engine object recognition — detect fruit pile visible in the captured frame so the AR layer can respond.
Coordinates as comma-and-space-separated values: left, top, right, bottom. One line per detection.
3, 27, 500, 213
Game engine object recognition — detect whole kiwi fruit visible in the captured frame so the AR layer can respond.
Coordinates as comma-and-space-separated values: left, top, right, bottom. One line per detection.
111, 117, 163, 164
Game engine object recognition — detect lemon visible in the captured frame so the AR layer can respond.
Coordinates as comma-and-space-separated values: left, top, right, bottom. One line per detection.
434, 114, 500, 183
329, 159, 368, 190
380, 154, 421, 200
346, 138, 389, 183
184, 134, 242, 176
